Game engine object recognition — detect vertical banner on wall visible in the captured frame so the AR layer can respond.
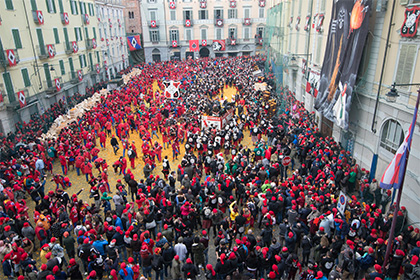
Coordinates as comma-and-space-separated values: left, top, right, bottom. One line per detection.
314, 0, 371, 130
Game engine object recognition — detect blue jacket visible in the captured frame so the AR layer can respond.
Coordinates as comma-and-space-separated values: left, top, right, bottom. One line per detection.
93, 240, 109, 256
119, 266, 134, 280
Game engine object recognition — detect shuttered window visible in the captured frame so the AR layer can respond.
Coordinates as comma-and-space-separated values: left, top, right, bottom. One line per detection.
46, 0, 56, 13
30, 0, 37, 11
5, 0, 13, 10
59, 60, 65, 75
58, 0, 64, 13
395, 44, 418, 90
3, 72, 15, 103
12, 29, 22, 49
70, 0, 78, 15
53, 28, 60, 44
21, 68, 31, 87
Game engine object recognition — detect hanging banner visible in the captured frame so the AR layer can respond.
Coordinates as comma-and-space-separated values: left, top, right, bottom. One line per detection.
163, 80, 181, 99
17, 91, 26, 108
127, 35, 142, 51
401, 6, 420, 38
212, 40, 225, 51
337, 191, 347, 215
314, 0, 371, 130
55, 78, 61, 92
189, 40, 199, 52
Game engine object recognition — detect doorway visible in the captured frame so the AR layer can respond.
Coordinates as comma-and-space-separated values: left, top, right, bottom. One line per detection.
199, 47, 210, 57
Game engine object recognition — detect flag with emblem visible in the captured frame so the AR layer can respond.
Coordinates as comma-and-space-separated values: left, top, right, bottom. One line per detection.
169, 1, 176, 9
17, 91, 26, 108
6, 49, 17, 66
151, 20, 156, 28
185, 19, 191, 27
96, 64, 100, 74
200, 1, 207, 9
212, 40, 225, 51
47, 44, 55, 58
259, 0, 266, 7
36, 10, 44, 24
127, 35, 142, 51
77, 70, 83, 81
72, 41, 78, 53
230, 39, 236, 45
55, 78, 61, 92
84, 14, 89, 24
63, 12, 69, 24
92, 38, 97, 49
163, 80, 181, 99
229, 0, 236, 8
189, 40, 199, 52
201, 40, 207, 46
172, 40, 178, 48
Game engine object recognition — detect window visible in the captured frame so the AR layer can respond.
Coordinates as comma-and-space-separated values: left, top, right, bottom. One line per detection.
214, 9, 223, 19
148, 0, 156, 3
89, 53, 93, 71
170, 10, 176, 20
96, 51, 100, 63
74, 27, 82, 41
216, 28, 222, 40
320, 0, 326, 11
70, 0, 78, 15
149, 10, 157, 21
259, 8, 264, 18
58, 0, 64, 13
243, 8, 250, 18
43, 63, 52, 88
36, 29, 46, 55
46, 0, 56, 13
380, 119, 404, 154
185, 29, 192, 40
150, 30, 160, 42
257, 27, 264, 38
5, 0, 13, 10
89, 3, 94, 16
12, 29, 22, 49
69, 57, 74, 76
244, 27, 250, 39
228, 9, 237, 19
79, 54, 87, 68
21, 68, 31, 87
30, 0, 37, 11
395, 44, 417, 90
59, 60, 65, 75
229, 27, 237, 39
169, 29, 179, 42
63, 27, 69, 44
53, 28, 60, 44
3, 72, 15, 103
129, 11, 134, 19
201, 29, 207, 40
199, 10, 208, 20
85, 27, 89, 39
92, 27, 96, 39
183, 10, 192, 21
315, 35, 323, 64
79, 1, 85, 14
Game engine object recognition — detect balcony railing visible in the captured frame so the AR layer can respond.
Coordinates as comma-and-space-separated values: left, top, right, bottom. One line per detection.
69, 71, 79, 84
85, 39, 96, 50
214, 18, 224, 27
64, 42, 73, 54
243, 18, 252, 25
37, 45, 49, 59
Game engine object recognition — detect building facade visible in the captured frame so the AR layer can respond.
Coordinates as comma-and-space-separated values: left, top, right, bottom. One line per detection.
123, 0, 142, 34
95, 0, 129, 79
266, 0, 420, 223
140, 0, 267, 63
0, 0, 107, 133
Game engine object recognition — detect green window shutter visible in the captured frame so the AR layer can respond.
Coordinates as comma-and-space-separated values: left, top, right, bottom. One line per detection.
83, 3, 86, 15
58, 0, 64, 13
91, 3, 95, 16
21, 68, 31, 87
52, 0, 57, 13
69, 57, 75, 78
59, 60, 65, 75
79, 1, 83, 14
96, 51, 100, 63
44, 63, 52, 88
53, 28, 60, 44
70, 1, 75, 14
30, 0, 37, 11
63, 28, 69, 44
85, 27, 89, 40
79, 55, 83, 68
12, 29, 22, 49
3, 72, 15, 103
0, 39, 6, 64
36, 29, 46, 55
83, 54, 87, 67
92, 27, 96, 39
89, 53, 93, 71
5, 0, 13, 10
46, 0, 56, 13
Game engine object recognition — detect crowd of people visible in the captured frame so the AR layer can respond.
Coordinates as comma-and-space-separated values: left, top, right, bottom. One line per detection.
0, 55, 418, 280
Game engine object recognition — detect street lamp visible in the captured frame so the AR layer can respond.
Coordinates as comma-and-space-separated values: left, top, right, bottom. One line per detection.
386, 82, 420, 102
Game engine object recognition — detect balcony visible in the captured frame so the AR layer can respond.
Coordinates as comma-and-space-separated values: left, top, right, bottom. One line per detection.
37, 45, 49, 59
184, 19, 193, 27
149, 20, 159, 28
32, 10, 44, 25
227, 38, 237, 45
255, 37, 263, 45
64, 42, 73, 54
214, 18, 223, 27
60, 12, 69, 24
4, 49, 20, 66
45, 77, 62, 97
85, 39, 96, 50
243, 18, 251, 25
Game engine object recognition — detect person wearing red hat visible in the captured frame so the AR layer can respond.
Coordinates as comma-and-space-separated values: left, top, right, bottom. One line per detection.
315, 270, 327, 280
119, 262, 134, 280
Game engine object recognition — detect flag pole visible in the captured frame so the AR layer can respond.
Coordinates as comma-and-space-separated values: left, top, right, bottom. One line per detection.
382, 87, 420, 270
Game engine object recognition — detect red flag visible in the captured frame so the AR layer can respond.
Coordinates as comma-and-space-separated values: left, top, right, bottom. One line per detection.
189, 40, 199, 52
17, 91, 26, 108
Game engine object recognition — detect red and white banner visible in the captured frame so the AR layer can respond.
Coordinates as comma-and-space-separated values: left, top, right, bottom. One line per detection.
172, 40, 178, 48
169, 1, 176, 9
163, 80, 181, 99
84, 14, 89, 24
6, 49, 17, 66
151, 20, 156, 28
47, 44, 55, 58
55, 78, 61, 92
92, 38, 97, 49
212, 40, 225, 51
72, 41, 78, 53
36, 10, 44, 24
201, 40, 207, 46
63, 12, 69, 24
77, 70, 83, 81
189, 40, 199, 51
96, 64, 100, 74
17, 90, 26, 108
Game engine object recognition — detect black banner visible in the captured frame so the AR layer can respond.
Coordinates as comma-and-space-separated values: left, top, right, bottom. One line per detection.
314, 0, 371, 130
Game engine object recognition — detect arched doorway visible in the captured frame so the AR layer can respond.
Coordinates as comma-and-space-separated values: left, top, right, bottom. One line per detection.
152, 48, 161, 62
199, 47, 210, 57
242, 45, 251, 56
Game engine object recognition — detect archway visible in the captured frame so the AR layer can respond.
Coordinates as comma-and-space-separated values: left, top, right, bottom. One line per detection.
199, 47, 210, 57
152, 48, 161, 62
